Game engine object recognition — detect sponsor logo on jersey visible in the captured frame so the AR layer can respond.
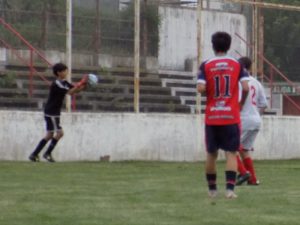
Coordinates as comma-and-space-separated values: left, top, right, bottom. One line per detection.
210, 101, 232, 112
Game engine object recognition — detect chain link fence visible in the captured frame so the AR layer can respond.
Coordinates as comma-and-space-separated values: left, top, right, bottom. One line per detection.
0, 0, 161, 58
1, 0, 300, 114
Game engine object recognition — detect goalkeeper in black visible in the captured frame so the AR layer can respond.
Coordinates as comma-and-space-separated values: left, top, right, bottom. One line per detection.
29, 63, 86, 162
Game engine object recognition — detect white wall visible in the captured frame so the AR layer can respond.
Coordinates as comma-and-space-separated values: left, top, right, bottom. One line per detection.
255, 116, 300, 159
4, 49, 158, 71
0, 48, 7, 63
158, 7, 247, 70
0, 110, 300, 162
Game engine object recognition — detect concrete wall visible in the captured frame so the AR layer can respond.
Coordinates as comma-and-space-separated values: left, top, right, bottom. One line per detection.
1, 48, 158, 71
0, 48, 6, 69
0, 110, 299, 162
158, 7, 247, 71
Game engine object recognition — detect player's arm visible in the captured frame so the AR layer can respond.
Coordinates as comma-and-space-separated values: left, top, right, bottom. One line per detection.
239, 65, 250, 109
68, 85, 85, 95
68, 84, 85, 95
257, 81, 268, 115
67, 75, 88, 95
258, 102, 267, 115
197, 82, 206, 94
197, 62, 206, 94
258, 106, 266, 115
239, 80, 249, 109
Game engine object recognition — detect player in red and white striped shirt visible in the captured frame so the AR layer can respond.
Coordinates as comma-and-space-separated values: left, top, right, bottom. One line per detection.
197, 32, 249, 199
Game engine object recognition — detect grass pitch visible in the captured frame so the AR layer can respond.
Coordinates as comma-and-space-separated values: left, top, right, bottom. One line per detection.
0, 160, 300, 225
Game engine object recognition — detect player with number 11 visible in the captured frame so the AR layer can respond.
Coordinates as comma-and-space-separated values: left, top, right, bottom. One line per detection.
197, 31, 249, 199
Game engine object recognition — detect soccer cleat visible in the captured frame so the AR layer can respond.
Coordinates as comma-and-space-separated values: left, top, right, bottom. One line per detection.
225, 190, 238, 199
43, 154, 55, 163
29, 154, 40, 162
236, 172, 251, 186
208, 190, 218, 199
248, 180, 260, 186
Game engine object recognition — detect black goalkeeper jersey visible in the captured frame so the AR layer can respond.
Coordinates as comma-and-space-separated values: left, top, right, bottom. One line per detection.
44, 79, 74, 116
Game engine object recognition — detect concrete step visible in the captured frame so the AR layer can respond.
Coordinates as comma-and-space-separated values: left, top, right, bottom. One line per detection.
0, 96, 42, 109
73, 101, 190, 113
0, 88, 28, 98
158, 70, 195, 80
82, 92, 181, 104
0, 64, 202, 114
170, 87, 197, 97
162, 78, 196, 88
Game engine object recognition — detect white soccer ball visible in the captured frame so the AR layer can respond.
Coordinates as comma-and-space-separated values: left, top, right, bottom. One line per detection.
88, 73, 98, 87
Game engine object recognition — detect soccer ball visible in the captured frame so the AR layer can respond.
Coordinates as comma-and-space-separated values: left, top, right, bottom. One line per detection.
87, 73, 98, 87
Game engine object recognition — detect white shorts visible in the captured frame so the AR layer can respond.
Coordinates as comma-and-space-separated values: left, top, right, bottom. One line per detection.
241, 129, 259, 150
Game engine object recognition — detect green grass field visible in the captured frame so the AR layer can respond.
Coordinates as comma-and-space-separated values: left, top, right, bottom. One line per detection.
1, 160, 300, 225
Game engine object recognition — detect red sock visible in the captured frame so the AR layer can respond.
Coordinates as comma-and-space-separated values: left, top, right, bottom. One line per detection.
237, 155, 247, 175
243, 157, 257, 183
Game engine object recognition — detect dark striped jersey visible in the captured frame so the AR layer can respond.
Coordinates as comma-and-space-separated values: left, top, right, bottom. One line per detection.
44, 79, 74, 116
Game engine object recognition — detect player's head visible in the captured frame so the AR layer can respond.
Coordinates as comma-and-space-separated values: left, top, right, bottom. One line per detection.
211, 32, 231, 54
239, 57, 252, 71
52, 63, 68, 77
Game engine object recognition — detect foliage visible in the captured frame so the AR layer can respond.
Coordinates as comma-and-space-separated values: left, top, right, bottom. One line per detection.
1, 0, 160, 57
0, 0, 65, 13
120, 1, 160, 56
221, 0, 300, 81
0, 72, 16, 88
0, 0, 66, 49
263, 0, 300, 81
264, 0, 300, 5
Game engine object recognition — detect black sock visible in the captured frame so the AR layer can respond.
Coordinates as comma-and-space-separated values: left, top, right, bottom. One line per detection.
225, 170, 237, 191
44, 138, 58, 155
32, 139, 48, 156
206, 173, 217, 191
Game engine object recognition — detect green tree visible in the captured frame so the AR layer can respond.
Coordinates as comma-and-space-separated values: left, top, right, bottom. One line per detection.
120, 0, 160, 57
0, 0, 65, 49
263, 0, 300, 81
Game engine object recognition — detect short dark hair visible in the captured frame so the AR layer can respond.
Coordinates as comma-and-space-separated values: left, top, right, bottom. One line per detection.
52, 63, 68, 76
211, 32, 231, 53
238, 57, 252, 70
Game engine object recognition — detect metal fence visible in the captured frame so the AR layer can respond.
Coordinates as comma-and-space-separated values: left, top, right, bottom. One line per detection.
0, 0, 161, 57
1, 0, 300, 114
0, 0, 252, 61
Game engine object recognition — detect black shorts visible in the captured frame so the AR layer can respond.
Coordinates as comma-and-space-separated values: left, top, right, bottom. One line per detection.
205, 124, 240, 153
44, 115, 62, 132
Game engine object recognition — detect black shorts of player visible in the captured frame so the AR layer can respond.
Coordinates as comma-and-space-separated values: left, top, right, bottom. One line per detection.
205, 124, 240, 153
44, 115, 62, 132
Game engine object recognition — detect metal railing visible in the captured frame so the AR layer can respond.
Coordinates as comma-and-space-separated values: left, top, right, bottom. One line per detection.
0, 17, 51, 96
235, 32, 300, 115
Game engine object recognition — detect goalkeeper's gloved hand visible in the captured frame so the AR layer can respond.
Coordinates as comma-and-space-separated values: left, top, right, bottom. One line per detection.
75, 74, 88, 88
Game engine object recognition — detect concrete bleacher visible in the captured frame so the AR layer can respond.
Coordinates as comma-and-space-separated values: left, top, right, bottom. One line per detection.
158, 70, 278, 115
0, 65, 193, 113
0, 65, 280, 115
158, 70, 205, 113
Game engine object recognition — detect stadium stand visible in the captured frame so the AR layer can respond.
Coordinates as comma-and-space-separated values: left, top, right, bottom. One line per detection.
0, 64, 197, 113
0, 63, 281, 115
159, 70, 203, 113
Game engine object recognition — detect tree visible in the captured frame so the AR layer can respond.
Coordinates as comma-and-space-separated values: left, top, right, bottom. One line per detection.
263, 0, 300, 81
120, 0, 160, 57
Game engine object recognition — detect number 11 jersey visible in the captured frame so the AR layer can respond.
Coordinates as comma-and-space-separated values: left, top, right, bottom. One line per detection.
197, 56, 249, 125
